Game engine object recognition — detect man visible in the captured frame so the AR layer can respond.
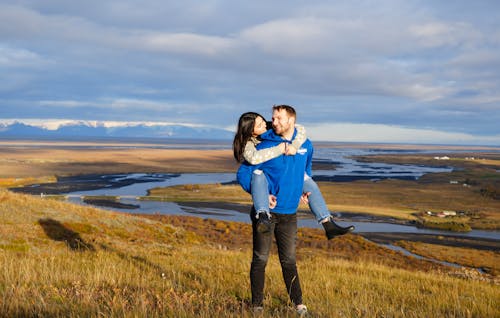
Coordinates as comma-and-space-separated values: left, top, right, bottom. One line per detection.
239, 105, 312, 316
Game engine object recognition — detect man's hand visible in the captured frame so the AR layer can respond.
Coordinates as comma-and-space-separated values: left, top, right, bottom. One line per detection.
300, 192, 311, 205
269, 195, 277, 209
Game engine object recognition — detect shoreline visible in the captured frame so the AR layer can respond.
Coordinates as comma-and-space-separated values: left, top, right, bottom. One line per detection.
358, 232, 499, 251
150, 201, 500, 250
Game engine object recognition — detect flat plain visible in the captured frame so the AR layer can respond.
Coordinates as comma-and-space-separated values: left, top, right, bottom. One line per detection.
0, 139, 499, 316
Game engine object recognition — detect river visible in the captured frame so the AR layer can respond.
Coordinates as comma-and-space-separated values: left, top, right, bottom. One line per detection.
53, 146, 498, 241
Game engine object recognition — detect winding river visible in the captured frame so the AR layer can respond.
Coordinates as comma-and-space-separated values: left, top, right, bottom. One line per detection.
53, 146, 498, 241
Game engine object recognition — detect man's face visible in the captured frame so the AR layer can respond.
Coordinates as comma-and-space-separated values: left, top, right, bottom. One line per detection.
272, 109, 294, 136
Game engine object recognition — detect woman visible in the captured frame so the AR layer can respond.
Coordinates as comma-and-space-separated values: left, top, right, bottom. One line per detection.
233, 112, 354, 239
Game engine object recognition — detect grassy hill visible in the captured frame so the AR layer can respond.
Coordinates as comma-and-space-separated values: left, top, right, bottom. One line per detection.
0, 189, 498, 317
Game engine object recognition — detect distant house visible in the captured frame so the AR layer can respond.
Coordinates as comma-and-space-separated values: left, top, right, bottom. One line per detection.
450, 180, 459, 184
427, 210, 456, 217
434, 156, 450, 160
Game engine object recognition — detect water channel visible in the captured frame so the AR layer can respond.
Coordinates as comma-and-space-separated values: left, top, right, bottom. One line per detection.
23, 146, 498, 270
50, 146, 499, 241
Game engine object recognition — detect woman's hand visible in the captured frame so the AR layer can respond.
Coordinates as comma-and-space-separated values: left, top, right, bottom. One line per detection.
279, 143, 286, 154
285, 144, 297, 155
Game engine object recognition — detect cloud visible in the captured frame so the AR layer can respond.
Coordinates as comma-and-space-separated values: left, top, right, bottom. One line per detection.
0, 118, 209, 130
39, 100, 91, 108
0, 45, 45, 67
240, 17, 334, 58
37, 98, 196, 113
0, 1, 499, 144
307, 122, 500, 146
409, 21, 480, 48
138, 32, 234, 56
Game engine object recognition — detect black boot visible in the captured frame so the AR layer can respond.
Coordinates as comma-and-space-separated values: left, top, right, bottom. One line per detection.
322, 218, 354, 240
256, 213, 272, 234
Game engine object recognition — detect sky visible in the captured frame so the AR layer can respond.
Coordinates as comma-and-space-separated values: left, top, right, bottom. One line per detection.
1, 0, 499, 145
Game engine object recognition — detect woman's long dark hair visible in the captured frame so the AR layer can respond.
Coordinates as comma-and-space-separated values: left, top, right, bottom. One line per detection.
232, 112, 266, 163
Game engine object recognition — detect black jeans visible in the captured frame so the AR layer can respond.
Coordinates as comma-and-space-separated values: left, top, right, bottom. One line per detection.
250, 211, 302, 307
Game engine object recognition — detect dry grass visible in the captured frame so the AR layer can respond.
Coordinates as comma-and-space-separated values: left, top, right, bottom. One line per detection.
1, 189, 499, 317
0, 146, 237, 178
147, 183, 252, 204
319, 179, 500, 220
0, 176, 57, 188
395, 240, 500, 277
351, 153, 500, 229
138, 215, 447, 274
354, 152, 500, 168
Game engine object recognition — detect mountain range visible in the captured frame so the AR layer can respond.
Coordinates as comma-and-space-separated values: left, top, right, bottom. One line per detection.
0, 121, 234, 140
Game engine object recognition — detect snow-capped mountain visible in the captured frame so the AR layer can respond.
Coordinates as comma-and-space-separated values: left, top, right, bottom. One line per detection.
0, 120, 234, 140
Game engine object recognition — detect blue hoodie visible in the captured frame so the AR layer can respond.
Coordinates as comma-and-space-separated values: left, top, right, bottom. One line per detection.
237, 128, 313, 214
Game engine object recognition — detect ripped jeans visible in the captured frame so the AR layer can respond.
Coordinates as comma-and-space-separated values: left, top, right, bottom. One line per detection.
251, 170, 331, 222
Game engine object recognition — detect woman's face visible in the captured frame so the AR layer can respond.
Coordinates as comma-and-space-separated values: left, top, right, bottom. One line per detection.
252, 116, 267, 136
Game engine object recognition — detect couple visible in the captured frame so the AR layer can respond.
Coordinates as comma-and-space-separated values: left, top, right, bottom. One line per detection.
232, 105, 354, 315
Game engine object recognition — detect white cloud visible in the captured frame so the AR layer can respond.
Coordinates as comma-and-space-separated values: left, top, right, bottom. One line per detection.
307, 122, 500, 145
387, 82, 452, 102
0, 45, 45, 67
38, 98, 193, 112
240, 17, 332, 58
0, 118, 214, 130
139, 32, 234, 56
39, 100, 91, 108
0, 1, 499, 143
108, 98, 183, 111
409, 21, 481, 48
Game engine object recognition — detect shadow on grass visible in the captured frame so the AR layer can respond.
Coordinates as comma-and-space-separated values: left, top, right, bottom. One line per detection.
38, 218, 167, 276
38, 218, 95, 251
98, 243, 167, 276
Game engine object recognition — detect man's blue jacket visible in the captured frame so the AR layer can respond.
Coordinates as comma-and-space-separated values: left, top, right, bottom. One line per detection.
236, 128, 313, 214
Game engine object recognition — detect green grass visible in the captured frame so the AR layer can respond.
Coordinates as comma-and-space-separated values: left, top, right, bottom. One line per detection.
0, 189, 499, 317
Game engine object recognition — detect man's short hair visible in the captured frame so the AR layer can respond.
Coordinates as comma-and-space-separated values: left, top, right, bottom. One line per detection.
272, 104, 296, 118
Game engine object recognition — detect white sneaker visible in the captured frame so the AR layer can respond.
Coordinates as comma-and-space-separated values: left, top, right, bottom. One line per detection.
252, 306, 263, 315
296, 304, 307, 316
